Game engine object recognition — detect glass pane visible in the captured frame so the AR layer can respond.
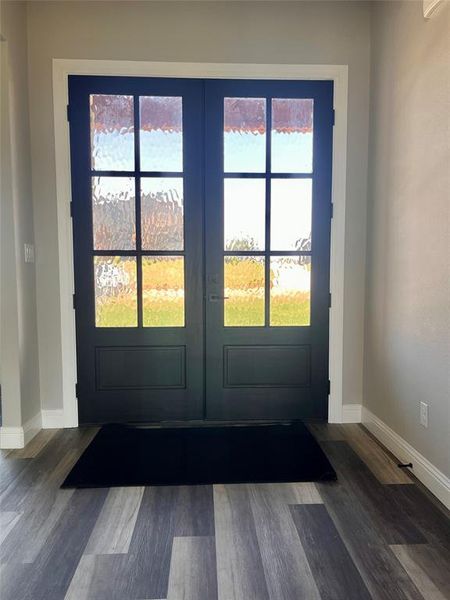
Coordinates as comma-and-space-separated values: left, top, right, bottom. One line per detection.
141, 178, 183, 250
224, 256, 265, 326
94, 256, 137, 327
271, 99, 313, 173
224, 98, 266, 173
92, 177, 135, 250
271, 179, 312, 251
270, 256, 311, 326
140, 96, 183, 172
143, 257, 184, 327
224, 179, 265, 251
90, 95, 134, 171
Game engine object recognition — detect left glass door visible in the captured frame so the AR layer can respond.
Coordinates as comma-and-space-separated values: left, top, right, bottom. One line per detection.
69, 76, 204, 424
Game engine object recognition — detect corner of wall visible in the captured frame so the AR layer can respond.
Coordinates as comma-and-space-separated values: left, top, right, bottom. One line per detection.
0, 0, 42, 435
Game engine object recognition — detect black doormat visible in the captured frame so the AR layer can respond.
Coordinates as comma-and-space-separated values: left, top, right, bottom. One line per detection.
61, 421, 336, 488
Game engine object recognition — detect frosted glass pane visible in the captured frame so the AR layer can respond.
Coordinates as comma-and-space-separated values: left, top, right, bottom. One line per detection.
271, 179, 312, 251
270, 256, 310, 326
92, 177, 135, 250
224, 179, 265, 251
140, 97, 183, 171
141, 178, 184, 250
143, 257, 185, 327
90, 95, 134, 171
224, 256, 265, 327
94, 256, 137, 327
271, 99, 313, 173
224, 98, 266, 173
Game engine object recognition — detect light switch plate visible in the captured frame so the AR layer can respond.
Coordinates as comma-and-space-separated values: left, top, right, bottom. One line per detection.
24, 243, 35, 263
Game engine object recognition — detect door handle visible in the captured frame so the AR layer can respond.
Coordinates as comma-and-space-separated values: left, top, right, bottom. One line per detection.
209, 294, 230, 302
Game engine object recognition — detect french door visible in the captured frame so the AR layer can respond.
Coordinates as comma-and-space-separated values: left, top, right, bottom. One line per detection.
69, 75, 333, 424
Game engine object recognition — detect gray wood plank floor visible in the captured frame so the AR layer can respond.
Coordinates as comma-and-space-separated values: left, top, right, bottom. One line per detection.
0, 423, 449, 600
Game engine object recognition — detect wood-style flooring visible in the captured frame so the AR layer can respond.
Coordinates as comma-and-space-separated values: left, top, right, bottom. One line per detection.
0, 423, 449, 600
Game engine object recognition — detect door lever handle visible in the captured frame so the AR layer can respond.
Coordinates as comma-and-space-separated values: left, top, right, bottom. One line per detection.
209, 294, 230, 301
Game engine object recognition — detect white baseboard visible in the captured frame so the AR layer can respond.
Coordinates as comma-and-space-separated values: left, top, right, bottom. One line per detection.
362, 407, 450, 510
0, 409, 64, 448
41, 409, 65, 429
0, 426, 25, 449
341, 403, 362, 423
0, 412, 42, 449
24, 412, 42, 443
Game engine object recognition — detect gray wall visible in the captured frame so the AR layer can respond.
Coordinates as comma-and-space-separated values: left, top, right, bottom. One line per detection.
364, 0, 449, 476
0, 0, 41, 425
2, 1, 448, 479
26, 0, 371, 411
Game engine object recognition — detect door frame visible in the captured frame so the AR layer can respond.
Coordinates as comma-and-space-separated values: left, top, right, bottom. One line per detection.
52, 59, 348, 427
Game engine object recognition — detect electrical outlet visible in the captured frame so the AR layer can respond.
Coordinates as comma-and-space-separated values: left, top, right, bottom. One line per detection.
420, 401, 428, 428
24, 243, 35, 263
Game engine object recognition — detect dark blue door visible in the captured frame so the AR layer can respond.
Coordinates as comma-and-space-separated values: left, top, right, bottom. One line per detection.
204, 80, 333, 420
69, 76, 205, 423
69, 76, 333, 424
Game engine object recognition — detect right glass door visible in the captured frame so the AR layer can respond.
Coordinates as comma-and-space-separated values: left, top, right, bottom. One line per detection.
205, 80, 334, 420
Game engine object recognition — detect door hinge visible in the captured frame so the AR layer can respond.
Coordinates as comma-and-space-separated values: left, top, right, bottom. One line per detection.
66, 104, 71, 122
328, 292, 332, 308
330, 203, 334, 219
327, 379, 331, 395
70, 202, 73, 218
72, 293, 76, 310
75, 382, 79, 398
332, 109, 335, 126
